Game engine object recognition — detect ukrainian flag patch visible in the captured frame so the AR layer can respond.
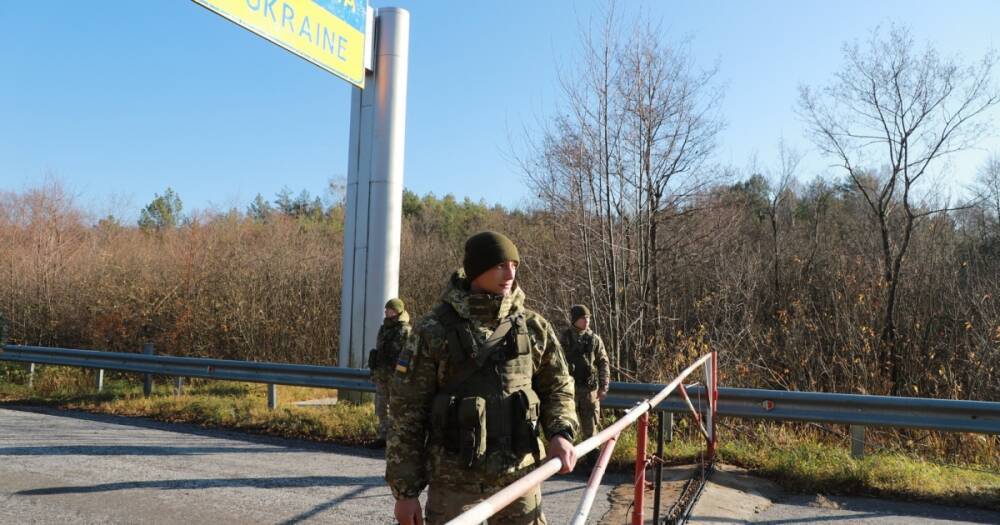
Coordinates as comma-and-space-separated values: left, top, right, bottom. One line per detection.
395, 355, 411, 374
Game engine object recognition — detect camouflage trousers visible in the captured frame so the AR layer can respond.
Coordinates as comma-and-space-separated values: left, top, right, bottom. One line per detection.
425, 482, 546, 525
374, 379, 389, 440
575, 389, 601, 441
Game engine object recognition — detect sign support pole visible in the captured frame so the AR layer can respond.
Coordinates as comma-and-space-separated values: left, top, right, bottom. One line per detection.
339, 8, 410, 395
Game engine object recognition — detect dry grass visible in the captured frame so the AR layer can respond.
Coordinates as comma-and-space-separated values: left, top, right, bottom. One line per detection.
1, 183, 343, 364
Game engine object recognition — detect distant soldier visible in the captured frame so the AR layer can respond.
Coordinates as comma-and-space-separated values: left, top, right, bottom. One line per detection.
369, 298, 411, 449
387, 231, 579, 525
561, 305, 609, 442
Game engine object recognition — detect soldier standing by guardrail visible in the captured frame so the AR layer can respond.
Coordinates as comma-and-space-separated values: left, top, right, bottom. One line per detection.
368, 298, 411, 449
560, 305, 609, 456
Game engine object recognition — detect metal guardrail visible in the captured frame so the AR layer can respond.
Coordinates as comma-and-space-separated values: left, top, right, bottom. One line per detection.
605, 383, 1000, 435
0, 345, 373, 393
2, 344, 999, 435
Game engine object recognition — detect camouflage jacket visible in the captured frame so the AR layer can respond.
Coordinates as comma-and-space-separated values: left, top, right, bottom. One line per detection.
385, 270, 578, 500
372, 311, 411, 384
560, 327, 610, 394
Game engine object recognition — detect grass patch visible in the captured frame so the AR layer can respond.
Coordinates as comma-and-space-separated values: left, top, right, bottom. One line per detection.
600, 414, 706, 470
0, 366, 376, 446
719, 426, 1000, 510
78, 393, 377, 445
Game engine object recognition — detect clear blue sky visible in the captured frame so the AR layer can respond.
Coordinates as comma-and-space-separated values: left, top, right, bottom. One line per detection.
2, 1, 999, 220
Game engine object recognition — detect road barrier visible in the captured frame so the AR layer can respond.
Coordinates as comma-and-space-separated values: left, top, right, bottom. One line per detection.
0, 344, 374, 397
2, 344, 996, 436
604, 383, 1000, 435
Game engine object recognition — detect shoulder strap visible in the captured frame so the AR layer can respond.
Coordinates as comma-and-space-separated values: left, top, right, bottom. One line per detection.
434, 303, 474, 366
514, 314, 530, 357
433, 303, 461, 327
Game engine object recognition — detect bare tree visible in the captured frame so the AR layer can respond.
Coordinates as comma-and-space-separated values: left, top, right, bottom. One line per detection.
751, 141, 801, 306
517, 7, 724, 378
618, 24, 724, 358
799, 24, 999, 393
973, 153, 1000, 227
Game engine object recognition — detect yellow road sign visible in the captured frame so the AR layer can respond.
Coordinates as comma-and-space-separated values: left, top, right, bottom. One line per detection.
193, 0, 368, 87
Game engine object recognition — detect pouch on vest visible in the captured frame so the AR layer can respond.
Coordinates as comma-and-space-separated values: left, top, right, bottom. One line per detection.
512, 316, 530, 357
430, 393, 456, 446
511, 389, 541, 457
575, 371, 598, 391
572, 358, 593, 387
378, 334, 400, 369
367, 349, 378, 372
458, 396, 487, 467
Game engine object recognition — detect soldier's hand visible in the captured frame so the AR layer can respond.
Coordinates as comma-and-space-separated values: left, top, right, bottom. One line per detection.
598, 389, 608, 401
547, 435, 577, 474
395, 498, 424, 525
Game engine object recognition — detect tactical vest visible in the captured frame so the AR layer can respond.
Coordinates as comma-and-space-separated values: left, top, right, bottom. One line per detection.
428, 303, 543, 468
375, 322, 405, 371
567, 331, 599, 390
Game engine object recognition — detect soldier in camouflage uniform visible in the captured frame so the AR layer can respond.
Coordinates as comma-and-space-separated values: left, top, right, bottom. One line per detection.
387, 231, 579, 525
368, 298, 411, 448
560, 305, 609, 442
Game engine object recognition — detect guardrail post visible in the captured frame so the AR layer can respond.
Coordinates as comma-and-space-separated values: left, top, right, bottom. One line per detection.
268, 383, 278, 410
95, 369, 104, 392
850, 425, 865, 459
27, 362, 35, 388
175, 377, 184, 396
633, 412, 648, 525
142, 343, 154, 397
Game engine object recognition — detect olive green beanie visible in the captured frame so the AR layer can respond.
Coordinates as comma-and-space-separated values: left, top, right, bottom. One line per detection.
463, 231, 520, 280
384, 298, 405, 314
570, 304, 591, 323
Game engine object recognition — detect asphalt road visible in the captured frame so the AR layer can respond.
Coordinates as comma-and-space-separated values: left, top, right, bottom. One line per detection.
0, 406, 621, 524
4, 405, 997, 525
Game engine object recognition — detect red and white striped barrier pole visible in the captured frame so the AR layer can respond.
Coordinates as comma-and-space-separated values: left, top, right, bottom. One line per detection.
706, 351, 718, 460
445, 352, 715, 525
